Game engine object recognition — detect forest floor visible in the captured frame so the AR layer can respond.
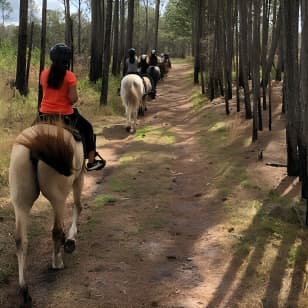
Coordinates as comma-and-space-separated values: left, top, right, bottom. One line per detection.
1, 63, 308, 308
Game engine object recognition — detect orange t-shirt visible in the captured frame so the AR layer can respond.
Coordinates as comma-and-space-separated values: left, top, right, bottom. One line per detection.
39, 68, 77, 115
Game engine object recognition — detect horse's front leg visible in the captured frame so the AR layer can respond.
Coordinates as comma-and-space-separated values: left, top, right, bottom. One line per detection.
64, 174, 84, 254
51, 201, 66, 269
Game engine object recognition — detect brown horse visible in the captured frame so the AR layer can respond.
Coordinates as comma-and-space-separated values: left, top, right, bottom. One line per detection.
9, 123, 84, 306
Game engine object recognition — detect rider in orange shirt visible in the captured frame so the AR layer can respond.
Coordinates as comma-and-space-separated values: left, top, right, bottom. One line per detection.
40, 43, 106, 171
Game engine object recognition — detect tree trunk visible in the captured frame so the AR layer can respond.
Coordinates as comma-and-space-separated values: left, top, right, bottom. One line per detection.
15, 0, 28, 96
262, 5, 282, 88
100, 0, 113, 105
143, 0, 149, 53
283, 0, 300, 176
112, 0, 119, 76
38, 0, 47, 107
223, 0, 233, 115
77, 0, 81, 54
194, 0, 202, 84
252, 0, 261, 142
126, 0, 134, 51
261, 0, 270, 110
300, 0, 308, 199
89, 0, 104, 82
239, 0, 252, 118
118, 0, 125, 75
153, 0, 160, 50
26, 22, 34, 92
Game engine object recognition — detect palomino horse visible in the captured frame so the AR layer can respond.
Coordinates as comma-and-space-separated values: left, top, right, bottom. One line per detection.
121, 74, 150, 133
9, 123, 84, 306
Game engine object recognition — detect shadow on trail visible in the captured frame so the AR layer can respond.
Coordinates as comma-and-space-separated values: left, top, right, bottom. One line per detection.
99, 124, 130, 140
206, 197, 308, 308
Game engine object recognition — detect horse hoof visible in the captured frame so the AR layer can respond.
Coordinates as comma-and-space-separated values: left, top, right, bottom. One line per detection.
64, 239, 76, 254
18, 286, 32, 308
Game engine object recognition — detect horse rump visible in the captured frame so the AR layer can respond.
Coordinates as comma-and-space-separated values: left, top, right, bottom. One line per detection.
120, 74, 144, 133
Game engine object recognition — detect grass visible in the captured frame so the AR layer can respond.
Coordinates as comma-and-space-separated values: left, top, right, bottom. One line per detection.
94, 194, 118, 206
134, 125, 176, 145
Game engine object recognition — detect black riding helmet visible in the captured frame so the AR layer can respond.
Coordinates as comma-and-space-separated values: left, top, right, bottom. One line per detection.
128, 48, 136, 56
50, 43, 71, 69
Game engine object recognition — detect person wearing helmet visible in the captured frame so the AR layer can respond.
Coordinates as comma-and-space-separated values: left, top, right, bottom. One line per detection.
118, 48, 139, 95
39, 43, 106, 171
138, 54, 156, 99
149, 49, 158, 66
138, 54, 149, 74
123, 48, 139, 75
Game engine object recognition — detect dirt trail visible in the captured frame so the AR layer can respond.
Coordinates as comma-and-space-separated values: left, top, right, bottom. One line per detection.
2, 63, 307, 308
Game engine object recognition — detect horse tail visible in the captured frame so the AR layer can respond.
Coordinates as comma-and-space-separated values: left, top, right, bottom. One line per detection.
122, 77, 142, 105
16, 124, 75, 176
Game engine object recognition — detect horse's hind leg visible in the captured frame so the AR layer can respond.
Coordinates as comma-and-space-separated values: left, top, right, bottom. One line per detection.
64, 173, 84, 254
50, 199, 66, 269
14, 204, 31, 288
14, 204, 33, 305
133, 106, 139, 133
10, 145, 39, 306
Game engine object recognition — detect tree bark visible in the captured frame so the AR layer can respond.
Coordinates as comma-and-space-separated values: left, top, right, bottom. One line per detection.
112, 0, 119, 76
153, 0, 160, 50
252, 0, 261, 142
283, 0, 300, 176
38, 0, 47, 107
239, 0, 252, 118
126, 0, 135, 51
100, 0, 113, 105
89, 0, 104, 82
15, 0, 28, 96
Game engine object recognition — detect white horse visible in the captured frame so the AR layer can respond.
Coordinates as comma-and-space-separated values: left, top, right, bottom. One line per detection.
9, 123, 84, 306
120, 74, 152, 133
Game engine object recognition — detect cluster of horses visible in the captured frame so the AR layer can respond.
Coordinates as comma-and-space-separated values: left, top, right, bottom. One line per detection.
120, 53, 172, 133
8, 53, 171, 307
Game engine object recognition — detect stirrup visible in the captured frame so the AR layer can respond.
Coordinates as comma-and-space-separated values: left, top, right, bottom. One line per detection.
95, 151, 106, 162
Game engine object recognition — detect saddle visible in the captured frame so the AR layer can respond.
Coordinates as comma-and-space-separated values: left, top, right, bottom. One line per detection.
33, 113, 82, 142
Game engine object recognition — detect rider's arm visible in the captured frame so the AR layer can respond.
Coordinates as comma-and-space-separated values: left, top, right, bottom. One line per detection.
69, 85, 78, 104
67, 71, 78, 104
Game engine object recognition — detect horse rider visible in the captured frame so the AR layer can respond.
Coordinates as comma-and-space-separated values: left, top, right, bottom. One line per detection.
163, 53, 172, 68
149, 49, 159, 66
139, 54, 156, 99
123, 48, 139, 75
39, 43, 106, 171
121, 48, 155, 98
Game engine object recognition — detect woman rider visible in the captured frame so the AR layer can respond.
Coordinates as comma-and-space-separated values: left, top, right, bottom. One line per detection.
39, 43, 106, 171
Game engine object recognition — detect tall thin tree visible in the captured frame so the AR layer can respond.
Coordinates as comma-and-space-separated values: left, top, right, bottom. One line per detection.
15, 0, 28, 96
100, 0, 113, 105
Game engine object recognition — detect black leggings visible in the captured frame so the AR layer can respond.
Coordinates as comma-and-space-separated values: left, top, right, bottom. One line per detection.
68, 109, 96, 158
39, 108, 95, 159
